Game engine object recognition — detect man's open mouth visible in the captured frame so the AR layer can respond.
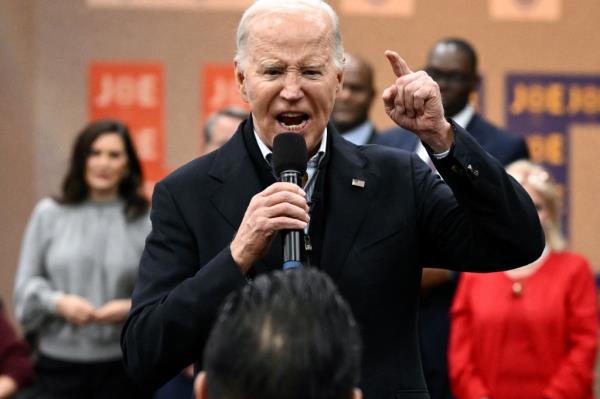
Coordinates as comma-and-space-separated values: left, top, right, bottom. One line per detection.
277, 112, 309, 131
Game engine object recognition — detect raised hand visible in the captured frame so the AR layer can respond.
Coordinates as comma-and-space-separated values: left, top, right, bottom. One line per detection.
230, 182, 309, 273
382, 50, 453, 153
56, 294, 96, 326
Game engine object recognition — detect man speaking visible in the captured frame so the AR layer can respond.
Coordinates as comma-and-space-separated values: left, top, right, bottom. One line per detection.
121, 1, 544, 398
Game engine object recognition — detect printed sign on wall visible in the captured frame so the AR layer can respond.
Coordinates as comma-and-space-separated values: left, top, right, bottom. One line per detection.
201, 64, 250, 146
87, 0, 252, 10
489, 0, 562, 21
338, 0, 415, 17
89, 63, 166, 196
506, 74, 600, 235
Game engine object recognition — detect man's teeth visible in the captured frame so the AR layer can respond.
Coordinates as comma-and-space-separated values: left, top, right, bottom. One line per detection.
278, 113, 308, 130
281, 120, 307, 130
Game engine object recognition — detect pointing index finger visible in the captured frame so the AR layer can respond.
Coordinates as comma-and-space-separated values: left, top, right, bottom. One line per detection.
385, 50, 413, 77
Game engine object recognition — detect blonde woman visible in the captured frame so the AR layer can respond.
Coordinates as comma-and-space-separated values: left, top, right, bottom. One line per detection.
449, 160, 598, 399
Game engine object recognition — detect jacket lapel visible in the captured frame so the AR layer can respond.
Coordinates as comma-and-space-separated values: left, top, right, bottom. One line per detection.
208, 129, 259, 230
321, 128, 378, 279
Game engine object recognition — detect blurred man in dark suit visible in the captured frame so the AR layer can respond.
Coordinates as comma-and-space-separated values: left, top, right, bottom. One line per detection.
332, 53, 384, 146
380, 38, 529, 165
203, 107, 249, 154
380, 38, 530, 399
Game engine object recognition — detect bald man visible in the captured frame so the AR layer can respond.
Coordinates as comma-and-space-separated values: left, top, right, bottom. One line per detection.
332, 53, 387, 145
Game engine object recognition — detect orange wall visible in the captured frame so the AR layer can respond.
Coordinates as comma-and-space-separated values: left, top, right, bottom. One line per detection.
0, 0, 36, 321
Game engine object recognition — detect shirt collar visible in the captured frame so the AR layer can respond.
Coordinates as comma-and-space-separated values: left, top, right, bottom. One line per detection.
253, 128, 328, 166
340, 120, 373, 145
450, 104, 475, 129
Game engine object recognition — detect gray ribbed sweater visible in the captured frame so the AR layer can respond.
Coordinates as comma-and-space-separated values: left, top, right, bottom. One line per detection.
14, 198, 150, 362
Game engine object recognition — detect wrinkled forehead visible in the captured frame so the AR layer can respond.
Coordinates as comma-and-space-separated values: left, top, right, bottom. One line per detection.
248, 5, 332, 29
247, 10, 334, 53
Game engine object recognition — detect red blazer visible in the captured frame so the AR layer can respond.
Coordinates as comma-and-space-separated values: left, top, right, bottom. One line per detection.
449, 251, 598, 399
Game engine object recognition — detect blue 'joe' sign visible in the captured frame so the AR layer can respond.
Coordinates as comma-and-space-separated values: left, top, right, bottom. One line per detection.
506, 74, 600, 236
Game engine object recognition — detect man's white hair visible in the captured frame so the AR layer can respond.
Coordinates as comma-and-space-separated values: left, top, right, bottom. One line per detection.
235, 0, 345, 72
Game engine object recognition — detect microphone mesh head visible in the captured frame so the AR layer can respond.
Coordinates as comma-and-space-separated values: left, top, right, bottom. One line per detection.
272, 133, 308, 175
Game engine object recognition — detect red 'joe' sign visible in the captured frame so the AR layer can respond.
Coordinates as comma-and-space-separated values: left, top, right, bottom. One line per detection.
89, 63, 166, 196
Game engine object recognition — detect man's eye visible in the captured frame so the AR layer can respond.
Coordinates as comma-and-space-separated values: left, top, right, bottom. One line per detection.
303, 70, 322, 77
344, 84, 367, 93
265, 68, 282, 76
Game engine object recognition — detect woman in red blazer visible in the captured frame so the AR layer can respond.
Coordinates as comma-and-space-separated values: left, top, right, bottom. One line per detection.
449, 160, 598, 399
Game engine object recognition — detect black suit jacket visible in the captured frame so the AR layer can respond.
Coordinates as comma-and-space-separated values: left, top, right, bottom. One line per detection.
378, 113, 530, 399
121, 118, 543, 399
379, 113, 529, 166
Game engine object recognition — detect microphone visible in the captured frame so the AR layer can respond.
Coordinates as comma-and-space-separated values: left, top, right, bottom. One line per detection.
272, 133, 308, 270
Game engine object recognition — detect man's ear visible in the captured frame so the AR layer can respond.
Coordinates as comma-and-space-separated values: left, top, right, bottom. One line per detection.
472, 73, 482, 91
234, 61, 249, 103
335, 68, 344, 96
194, 371, 208, 399
351, 387, 363, 399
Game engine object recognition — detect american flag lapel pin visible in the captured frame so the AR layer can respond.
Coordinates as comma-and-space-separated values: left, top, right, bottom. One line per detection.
352, 178, 365, 188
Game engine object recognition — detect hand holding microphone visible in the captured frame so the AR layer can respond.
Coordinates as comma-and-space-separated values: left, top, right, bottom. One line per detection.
272, 133, 308, 269
230, 133, 308, 273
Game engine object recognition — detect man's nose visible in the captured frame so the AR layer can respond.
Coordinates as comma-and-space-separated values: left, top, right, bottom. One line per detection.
280, 72, 303, 101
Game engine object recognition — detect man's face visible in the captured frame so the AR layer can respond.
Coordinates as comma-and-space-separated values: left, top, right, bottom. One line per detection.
235, 11, 343, 156
205, 115, 243, 153
331, 55, 375, 133
425, 43, 478, 117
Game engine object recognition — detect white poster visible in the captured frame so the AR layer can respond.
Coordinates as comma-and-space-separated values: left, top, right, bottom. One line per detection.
338, 0, 415, 17
488, 0, 562, 21
87, 0, 253, 11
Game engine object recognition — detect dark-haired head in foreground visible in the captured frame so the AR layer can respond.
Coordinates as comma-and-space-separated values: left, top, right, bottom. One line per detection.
195, 268, 363, 399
